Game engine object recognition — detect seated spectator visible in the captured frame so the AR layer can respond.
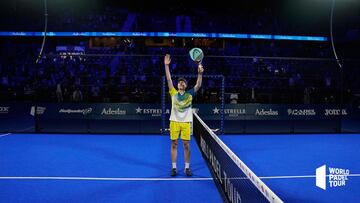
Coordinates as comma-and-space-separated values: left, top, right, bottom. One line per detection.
230, 93, 238, 104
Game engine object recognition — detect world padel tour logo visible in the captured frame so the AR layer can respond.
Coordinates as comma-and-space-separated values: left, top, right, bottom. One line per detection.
30, 106, 46, 116
316, 165, 350, 190
288, 109, 316, 116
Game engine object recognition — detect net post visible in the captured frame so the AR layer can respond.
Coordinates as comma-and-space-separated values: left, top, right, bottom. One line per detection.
221, 75, 225, 135
161, 76, 166, 135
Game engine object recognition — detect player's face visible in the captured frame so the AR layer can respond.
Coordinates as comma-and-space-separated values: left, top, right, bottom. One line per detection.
177, 81, 187, 90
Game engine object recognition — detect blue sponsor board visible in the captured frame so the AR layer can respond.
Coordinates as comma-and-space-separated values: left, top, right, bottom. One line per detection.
38, 103, 169, 120
0, 103, 358, 134
0, 103, 35, 133
198, 104, 346, 120
38, 103, 93, 119
36, 103, 169, 133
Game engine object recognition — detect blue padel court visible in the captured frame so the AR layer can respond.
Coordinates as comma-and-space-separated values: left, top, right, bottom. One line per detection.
1, 133, 359, 202
0, 133, 223, 203
222, 134, 360, 203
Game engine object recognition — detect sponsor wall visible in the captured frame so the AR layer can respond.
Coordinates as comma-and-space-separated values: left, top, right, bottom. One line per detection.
0, 103, 359, 134
0, 103, 35, 133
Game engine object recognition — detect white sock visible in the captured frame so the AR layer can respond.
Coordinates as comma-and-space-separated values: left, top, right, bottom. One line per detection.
185, 163, 190, 169
172, 163, 177, 169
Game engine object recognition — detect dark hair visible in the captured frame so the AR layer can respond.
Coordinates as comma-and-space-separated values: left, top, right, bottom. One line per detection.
177, 77, 187, 85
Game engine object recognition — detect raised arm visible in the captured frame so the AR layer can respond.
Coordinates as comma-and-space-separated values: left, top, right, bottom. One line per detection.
164, 54, 174, 90
194, 64, 204, 92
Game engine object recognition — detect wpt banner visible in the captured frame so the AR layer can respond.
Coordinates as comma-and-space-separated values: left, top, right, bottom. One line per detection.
38, 103, 169, 120
30, 103, 355, 121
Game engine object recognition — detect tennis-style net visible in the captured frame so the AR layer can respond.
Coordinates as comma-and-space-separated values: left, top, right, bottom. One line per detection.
193, 111, 283, 203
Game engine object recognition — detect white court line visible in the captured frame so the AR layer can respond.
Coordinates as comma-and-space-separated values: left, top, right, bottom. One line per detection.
0, 177, 213, 181
0, 133, 11, 137
0, 174, 359, 181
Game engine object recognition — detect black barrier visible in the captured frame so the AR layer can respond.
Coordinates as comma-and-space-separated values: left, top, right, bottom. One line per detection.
0, 103, 359, 134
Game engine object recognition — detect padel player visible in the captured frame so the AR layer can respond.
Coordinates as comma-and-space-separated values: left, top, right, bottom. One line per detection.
164, 54, 204, 176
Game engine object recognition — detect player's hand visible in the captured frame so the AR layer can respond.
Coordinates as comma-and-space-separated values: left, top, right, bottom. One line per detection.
198, 64, 204, 74
164, 54, 171, 66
